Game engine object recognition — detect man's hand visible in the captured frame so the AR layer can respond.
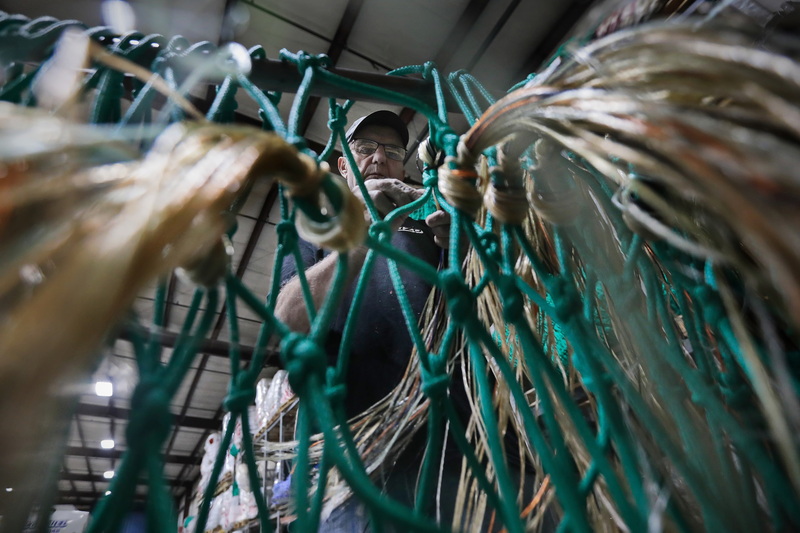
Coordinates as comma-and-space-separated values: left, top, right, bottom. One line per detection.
351, 178, 455, 249
351, 178, 424, 231
425, 210, 451, 249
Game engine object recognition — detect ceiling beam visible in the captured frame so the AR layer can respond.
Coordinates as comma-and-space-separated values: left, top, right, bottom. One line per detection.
63, 446, 198, 467
298, 0, 365, 136
405, 0, 523, 160
117, 326, 279, 364
399, 0, 492, 167
62, 458, 80, 499
233, 182, 281, 282
398, 0, 492, 128
58, 489, 146, 502
467, 0, 522, 73
219, 0, 242, 44
439, 0, 492, 70
75, 402, 219, 431
61, 472, 193, 489
119, 325, 262, 361
73, 414, 97, 495
240, 0, 393, 71
512, 0, 598, 82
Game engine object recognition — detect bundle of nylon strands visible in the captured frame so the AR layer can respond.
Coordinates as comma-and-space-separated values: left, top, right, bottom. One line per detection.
0, 105, 335, 529
271, 20, 800, 532
453, 20, 800, 532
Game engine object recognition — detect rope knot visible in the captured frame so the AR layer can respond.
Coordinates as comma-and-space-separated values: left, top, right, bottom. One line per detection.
417, 137, 444, 169
280, 49, 332, 73
448, 69, 467, 82
295, 175, 367, 252
486, 183, 529, 225
478, 232, 501, 263
280, 333, 327, 394
432, 128, 459, 156
165, 35, 190, 55
127, 378, 172, 444
441, 270, 475, 324
422, 61, 436, 80
422, 372, 450, 401
276, 220, 298, 250
223, 387, 256, 413
552, 280, 580, 323
327, 105, 347, 133
224, 374, 256, 413
368, 220, 393, 243
497, 276, 524, 322
438, 164, 482, 218
422, 170, 438, 189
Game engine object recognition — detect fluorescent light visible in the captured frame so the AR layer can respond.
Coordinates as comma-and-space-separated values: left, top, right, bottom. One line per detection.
103, 470, 114, 479
95, 381, 113, 397
100, 439, 115, 449
105, 491, 112, 496
5, 487, 12, 492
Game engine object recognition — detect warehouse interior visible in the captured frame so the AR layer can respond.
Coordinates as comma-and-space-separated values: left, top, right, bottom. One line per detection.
2, 0, 603, 515
1, 0, 799, 530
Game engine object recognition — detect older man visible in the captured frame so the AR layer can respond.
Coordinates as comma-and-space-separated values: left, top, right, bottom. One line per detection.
274, 112, 538, 531
274, 111, 454, 530
275, 110, 449, 416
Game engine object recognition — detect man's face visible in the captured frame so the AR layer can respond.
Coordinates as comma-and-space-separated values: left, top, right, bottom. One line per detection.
338, 124, 406, 189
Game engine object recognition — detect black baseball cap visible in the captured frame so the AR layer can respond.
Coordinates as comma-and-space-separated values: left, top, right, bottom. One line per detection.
344, 110, 409, 147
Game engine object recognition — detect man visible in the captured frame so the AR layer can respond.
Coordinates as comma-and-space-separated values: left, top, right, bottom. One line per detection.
273, 110, 454, 530
275, 110, 450, 416
274, 112, 539, 532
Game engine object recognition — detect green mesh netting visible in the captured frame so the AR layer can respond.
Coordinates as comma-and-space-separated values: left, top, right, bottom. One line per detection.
1, 7, 800, 533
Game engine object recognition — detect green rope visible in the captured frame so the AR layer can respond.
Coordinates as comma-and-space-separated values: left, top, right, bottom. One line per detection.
224, 276, 273, 532
8, 16, 798, 532
334, 248, 379, 383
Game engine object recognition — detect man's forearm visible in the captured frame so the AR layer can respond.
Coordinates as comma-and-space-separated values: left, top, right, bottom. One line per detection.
273, 245, 369, 333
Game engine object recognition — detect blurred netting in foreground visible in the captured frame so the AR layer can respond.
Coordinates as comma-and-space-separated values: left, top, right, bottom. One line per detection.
1, 3, 800, 533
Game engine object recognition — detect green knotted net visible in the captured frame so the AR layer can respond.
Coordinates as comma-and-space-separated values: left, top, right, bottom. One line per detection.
2, 8, 799, 533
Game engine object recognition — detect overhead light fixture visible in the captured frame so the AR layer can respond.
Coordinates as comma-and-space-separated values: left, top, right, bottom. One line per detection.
100, 439, 115, 449
95, 381, 113, 397
5, 487, 12, 492
105, 491, 112, 496
103, 470, 114, 479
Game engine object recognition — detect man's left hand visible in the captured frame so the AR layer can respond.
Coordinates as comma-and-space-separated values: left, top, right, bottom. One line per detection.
425, 210, 451, 249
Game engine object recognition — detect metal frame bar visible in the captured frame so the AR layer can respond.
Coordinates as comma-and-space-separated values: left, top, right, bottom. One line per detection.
64, 446, 197, 466
73, 415, 97, 496
61, 472, 193, 489
75, 402, 220, 431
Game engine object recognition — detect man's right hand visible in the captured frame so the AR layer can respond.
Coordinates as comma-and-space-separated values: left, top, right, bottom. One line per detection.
351, 178, 424, 230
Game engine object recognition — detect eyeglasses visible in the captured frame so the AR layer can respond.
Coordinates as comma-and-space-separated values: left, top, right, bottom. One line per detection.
350, 139, 407, 161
